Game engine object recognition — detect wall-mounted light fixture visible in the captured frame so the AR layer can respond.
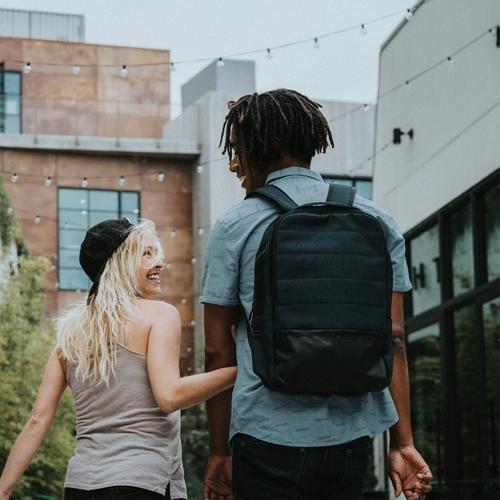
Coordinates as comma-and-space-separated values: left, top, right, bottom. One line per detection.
393, 128, 414, 144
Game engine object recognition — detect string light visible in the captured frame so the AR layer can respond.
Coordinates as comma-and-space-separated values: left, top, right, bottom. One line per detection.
23, 62, 32, 74
191, 257, 197, 265
190, 320, 196, 327
197, 227, 204, 236
44, 176, 52, 187
313, 37, 320, 49
119, 175, 126, 186
170, 62, 175, 72
196, 165, 204, 174
34, 214, 41, 224
120, 65, 128, 77
405, 8, 413, 20
216, 57, 225, 67
181, 298, 187, 304
7, 207, 13, 215
81, 177, 88, 188
81, 209, 87, 216
157, 171, 165, 182
11, 172, 18, 183
266, 48, 273, 59
133, 208, 139, 214
170, 228, 176, 238
363, 103, 370, 112
72, 64, 81, 75
447, 56, 454, 67
360, 24, 368, 35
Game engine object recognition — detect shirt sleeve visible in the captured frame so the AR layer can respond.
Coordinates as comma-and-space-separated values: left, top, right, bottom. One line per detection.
199, 219, 240, 306
381, 213, 412, 293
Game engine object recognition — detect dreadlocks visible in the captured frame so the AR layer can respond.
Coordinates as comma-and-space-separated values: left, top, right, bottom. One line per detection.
220, 89, 334, 173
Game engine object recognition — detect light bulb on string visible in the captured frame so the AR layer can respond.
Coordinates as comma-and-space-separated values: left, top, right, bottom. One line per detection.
360, 24, 368, 35
44, 176, 52, 187
34, 214, 41, 224
197, 227, 204, 236
11, 172, 18, 183
181, 298, 187, 305
405, 9, 413, 20
405, 80, 412, 89
190, 320, 196, 327
266, 48, 273, 59
133, 208, 139, 214
363, 103, 370, 112
217, 57, 225, 67
120, 65, 129, 77
119, 175, 126, 186
81, 177, 88, 188
313, 37, 320, 49
191, 256, 197, 265
64, 221, 70, 229
196, 165, 204, 174
80, 198, 86, 205
72, 64, 81, 75
170, 228, 176, 239
81, 209, 87, 216
447, 56, 454, 67
170, 62, 175, 72
7, 206, 13, 215
23, 62, 32, 74
157, 171, 165, 182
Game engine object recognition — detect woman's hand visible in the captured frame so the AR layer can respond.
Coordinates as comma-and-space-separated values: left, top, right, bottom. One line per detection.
388, 446, 433, 499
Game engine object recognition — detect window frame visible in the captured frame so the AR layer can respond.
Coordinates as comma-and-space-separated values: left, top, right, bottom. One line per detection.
0, 69, 22, 134
322, 175, 373, 199
57, 186, 141, 292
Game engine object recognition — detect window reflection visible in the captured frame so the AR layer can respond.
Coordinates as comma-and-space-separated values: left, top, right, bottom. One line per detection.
450, 205, 474, 297
454, 305, 481, 484
484, 185, 500, 281
408, 323, 445, 484
483, 297, 500, 488
410, 225, 441, 315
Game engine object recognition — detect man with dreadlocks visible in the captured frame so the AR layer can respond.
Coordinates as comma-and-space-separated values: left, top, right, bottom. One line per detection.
200, 89, 432, 500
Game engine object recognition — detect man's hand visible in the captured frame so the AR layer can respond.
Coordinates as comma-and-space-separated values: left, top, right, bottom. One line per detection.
388, 446, 433, 500
204, 455, 233, 500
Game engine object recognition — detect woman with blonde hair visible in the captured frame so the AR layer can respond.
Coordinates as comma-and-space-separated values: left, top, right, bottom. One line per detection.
0, 218, 237, 499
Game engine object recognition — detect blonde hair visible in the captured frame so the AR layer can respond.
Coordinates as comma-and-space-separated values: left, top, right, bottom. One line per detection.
56, 219, 164, 386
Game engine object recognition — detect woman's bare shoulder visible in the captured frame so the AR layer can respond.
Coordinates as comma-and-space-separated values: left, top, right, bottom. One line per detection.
135, 298, 180, 323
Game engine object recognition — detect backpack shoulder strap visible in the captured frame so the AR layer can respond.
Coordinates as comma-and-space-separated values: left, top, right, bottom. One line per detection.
326, 183, 356, 207
246, 185, 298, 212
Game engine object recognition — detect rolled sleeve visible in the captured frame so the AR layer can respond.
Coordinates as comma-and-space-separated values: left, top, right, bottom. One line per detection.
199, 219, 240, 306
383, 214, 412, 293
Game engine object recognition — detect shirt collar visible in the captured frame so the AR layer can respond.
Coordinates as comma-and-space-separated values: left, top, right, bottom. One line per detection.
265, 166, 323, 185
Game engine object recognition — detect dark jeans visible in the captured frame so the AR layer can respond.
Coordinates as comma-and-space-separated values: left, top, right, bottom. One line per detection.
64, 485, 171, 500
231, 433, 372, 500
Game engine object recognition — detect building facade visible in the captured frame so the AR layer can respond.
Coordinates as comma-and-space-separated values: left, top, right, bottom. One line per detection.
0, 33, 199, 374
374, 0, 500, 497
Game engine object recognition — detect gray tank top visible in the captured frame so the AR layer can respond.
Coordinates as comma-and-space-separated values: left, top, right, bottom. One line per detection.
64, 343, 186, 498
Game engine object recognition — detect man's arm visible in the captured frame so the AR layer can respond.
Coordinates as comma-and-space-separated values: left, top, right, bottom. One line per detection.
388, 292, 433, 499
204, 303, 240, 499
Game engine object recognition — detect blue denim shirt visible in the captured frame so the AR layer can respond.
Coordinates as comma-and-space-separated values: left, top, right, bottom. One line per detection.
200, 167, 412, 447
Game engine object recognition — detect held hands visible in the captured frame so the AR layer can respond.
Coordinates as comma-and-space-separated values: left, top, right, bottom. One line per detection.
388, 446, 433, 500
204, 455, 233, 500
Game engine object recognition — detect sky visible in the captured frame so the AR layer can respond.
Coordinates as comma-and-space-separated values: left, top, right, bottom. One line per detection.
0, 0, 417, 116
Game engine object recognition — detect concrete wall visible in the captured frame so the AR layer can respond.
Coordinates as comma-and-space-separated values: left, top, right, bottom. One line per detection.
0, 37, 170, 138
2, 150, 195, 373
373, 0, 500, 233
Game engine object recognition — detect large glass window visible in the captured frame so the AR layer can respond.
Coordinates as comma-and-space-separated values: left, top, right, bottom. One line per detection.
410, 224, 441, 315
408, 323, 445, 484
324, 177, 373, 200
483, 297, 500, 484
484, 184, 500, 281
58, 188, 140, 290
450, 204, 474, 297
0, 71, 21, 133
454, 305, 482, 482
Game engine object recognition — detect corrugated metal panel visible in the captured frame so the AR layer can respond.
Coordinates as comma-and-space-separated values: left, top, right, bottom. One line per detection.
0, 8, 84, 42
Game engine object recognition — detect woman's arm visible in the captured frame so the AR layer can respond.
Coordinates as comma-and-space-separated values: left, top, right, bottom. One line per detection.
147, 302, 237, 414
0, 350, 67, 498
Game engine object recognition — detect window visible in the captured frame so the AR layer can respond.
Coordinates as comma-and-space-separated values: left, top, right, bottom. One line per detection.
58, 188, 140, 290
404, 170, 499, 498
450, 203, 474, 297
410, 224, 441, 315
484, 184, 500, 281
0, 71, 21, 133
323, 176, 373, 200
408, 323, 445, 485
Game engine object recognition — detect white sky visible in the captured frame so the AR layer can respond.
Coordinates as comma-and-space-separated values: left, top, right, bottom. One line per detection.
1, 0, 417, 115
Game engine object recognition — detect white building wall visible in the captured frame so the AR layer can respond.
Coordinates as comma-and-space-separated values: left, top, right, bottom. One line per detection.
373, 0, 500, 233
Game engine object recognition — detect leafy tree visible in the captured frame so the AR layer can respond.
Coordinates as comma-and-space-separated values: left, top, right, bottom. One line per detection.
0, 256, 76, 499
